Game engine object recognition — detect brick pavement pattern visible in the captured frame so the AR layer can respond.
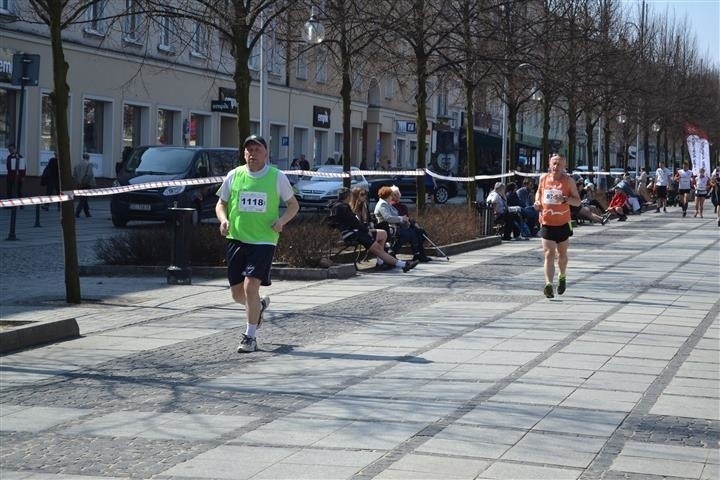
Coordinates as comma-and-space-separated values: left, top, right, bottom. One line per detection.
1, 202, 718, 480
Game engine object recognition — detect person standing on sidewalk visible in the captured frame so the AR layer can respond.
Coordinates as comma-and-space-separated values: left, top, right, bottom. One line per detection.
534, 154, 581, 298
674, 161, 693, 217
215, 135, 299, 353
72, 153, 96, 217
5, 144, 26, 199
654, 161, 671, 213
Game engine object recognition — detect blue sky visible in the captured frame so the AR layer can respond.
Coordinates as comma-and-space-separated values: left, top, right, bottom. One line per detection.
634, 0, 720, 67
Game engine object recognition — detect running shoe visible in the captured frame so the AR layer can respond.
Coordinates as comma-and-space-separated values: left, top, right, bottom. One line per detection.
543, 283, 554, 298
237, 334, 257, 353
557, 276, 566, 295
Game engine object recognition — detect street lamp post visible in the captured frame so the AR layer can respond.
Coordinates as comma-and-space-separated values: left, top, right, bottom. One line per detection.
500, 79, 508, 181
259, 10, 267, 139
652, 122, 661, 168
617, 113, 627, 169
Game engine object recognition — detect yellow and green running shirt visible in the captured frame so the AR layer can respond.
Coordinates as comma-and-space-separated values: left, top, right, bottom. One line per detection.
217, 164, 294, 245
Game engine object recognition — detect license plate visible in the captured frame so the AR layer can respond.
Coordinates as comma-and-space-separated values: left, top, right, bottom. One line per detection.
303, 195, 320, 201
129, 203, 151, 211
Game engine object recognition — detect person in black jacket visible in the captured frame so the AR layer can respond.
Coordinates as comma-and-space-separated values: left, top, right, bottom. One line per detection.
329, 188, 418, 273
40, 156, 60, 210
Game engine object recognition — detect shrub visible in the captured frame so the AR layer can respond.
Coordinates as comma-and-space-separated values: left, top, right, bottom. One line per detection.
95, 203, 484, 268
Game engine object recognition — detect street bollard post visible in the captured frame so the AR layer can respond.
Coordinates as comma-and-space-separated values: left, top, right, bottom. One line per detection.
167, 207, 195, 285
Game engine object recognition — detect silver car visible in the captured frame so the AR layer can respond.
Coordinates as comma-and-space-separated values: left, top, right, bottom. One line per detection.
293, 165, 369, 209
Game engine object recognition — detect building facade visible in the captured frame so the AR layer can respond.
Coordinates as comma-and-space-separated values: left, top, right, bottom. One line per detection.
0, 1, 432, 183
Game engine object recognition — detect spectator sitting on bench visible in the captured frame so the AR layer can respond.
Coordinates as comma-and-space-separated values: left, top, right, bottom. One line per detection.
329, 188, 418, 273
506, 181, 534, 237
487, 182, 528, 241
374, 186, 432, 262
389, 186, 433, 262
349, 186, 374, 228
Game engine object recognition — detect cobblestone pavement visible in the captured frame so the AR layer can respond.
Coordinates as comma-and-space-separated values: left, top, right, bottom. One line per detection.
1, 202, 718, 480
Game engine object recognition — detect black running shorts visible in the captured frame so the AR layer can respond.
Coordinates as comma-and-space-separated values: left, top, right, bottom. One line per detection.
226, 240, 276, 287
540, 223, 573, 243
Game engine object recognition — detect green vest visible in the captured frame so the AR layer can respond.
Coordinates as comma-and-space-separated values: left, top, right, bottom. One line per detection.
227, 166, 280, 245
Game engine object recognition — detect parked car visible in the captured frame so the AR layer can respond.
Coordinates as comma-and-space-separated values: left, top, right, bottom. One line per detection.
110, 146, 239, 227
293, 165, 369, 209
367, 173, 458, 203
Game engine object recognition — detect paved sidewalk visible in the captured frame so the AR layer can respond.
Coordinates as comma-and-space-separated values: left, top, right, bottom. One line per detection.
1, 206, 718, 480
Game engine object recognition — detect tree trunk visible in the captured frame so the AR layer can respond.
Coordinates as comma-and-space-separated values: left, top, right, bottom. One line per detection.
233, 32, 252, 157
541, 102, 551, 171
415, 52, 428, 211
603, 115, 612, 172
48, 3, 80, 303
585, 112, 594, 172
566, 102, 577, 170
464, 80, 476, 205
341, 45, 352, 189
508, 105, 518, 173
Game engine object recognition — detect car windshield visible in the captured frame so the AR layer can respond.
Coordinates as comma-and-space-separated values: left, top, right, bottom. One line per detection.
126, 148, 196, 174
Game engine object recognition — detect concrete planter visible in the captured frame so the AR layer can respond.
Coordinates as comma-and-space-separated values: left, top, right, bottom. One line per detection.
79, 236, 500, 280
0, 318, 79, 353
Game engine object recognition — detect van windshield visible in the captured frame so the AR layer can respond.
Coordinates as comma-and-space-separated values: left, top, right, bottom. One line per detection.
126, 148, 196, 174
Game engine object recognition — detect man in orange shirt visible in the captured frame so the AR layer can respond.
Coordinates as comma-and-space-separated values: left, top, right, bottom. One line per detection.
534, 154, 581, 298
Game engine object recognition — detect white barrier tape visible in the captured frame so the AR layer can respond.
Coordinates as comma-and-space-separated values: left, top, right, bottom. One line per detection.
0, 193, 73, 208
1, 167, 623, 208
71, 176, 227, 197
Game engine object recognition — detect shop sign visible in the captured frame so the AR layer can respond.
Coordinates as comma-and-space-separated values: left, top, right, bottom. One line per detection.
212, 87, 238, 113
0, 48, 15, 83
313, 106, 330, 128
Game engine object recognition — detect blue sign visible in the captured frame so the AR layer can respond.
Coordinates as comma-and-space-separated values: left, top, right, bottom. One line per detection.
281, 136, 289, 146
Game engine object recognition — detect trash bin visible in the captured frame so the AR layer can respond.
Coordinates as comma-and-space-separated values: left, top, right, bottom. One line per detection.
167, 207, 195, 285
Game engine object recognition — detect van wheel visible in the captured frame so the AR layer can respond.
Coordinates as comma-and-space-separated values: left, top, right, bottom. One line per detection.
112, 215, 128, 228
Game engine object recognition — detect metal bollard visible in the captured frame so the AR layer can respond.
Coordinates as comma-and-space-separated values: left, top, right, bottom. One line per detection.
167, 207, 195, 285
34, 204, 41, 227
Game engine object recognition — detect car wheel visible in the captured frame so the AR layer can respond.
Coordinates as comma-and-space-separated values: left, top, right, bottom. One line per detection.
434, 185, 449, 204
111, 215, 128, 228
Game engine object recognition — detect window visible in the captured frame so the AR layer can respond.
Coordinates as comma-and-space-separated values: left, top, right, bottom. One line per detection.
267, 28, 282, 75
0, 88, 17, 148
157, 108, 176, 144
315, 48, 327, 84
191, 22, 208, 57
41, 94, 55, 152
83, 99, 104, 154
248, 38, 260, 70
0, 0, 14, 15
334, 133, 342, 159
123, 104, 143, 149
189, 113, 209, 146
296, 50, 307, 80
124, 0, 141, 42
85, 1, 106, 34
158, 16, 176, 52
437, 88, 449, 117
384, 76, 394, 99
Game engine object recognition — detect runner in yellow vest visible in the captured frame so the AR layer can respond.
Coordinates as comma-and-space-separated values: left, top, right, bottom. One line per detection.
216, 135, 299, 353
